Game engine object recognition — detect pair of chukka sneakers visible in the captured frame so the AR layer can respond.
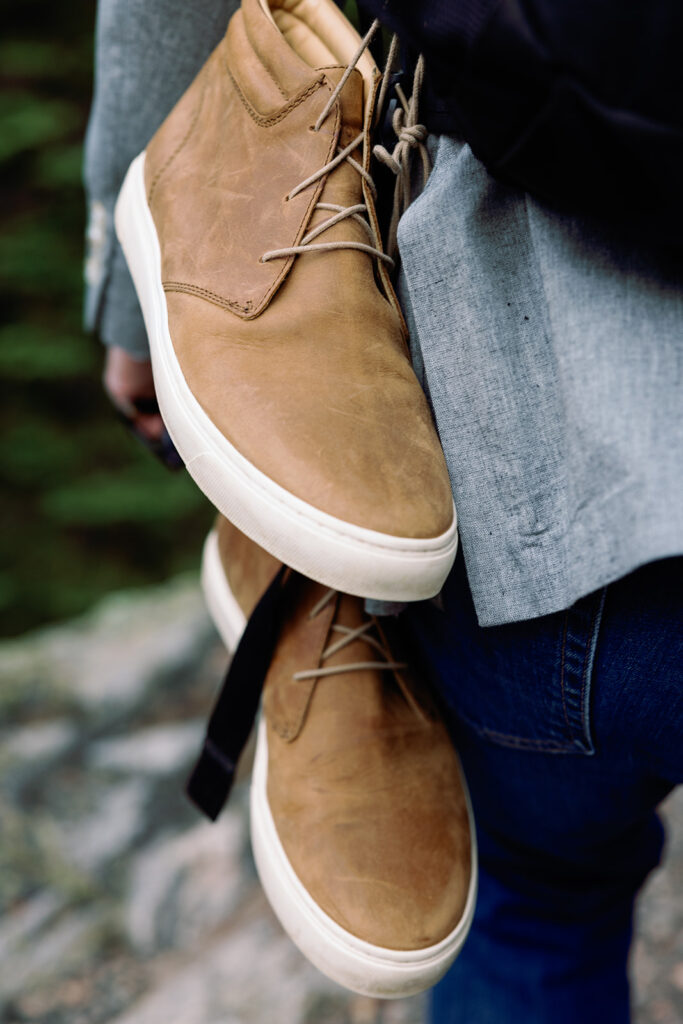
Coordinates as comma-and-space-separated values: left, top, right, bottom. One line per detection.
115, 0, 476, 998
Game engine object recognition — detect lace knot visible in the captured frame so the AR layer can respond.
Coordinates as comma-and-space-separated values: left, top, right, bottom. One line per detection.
372, 54, 431, 260
396, 122, 427, 148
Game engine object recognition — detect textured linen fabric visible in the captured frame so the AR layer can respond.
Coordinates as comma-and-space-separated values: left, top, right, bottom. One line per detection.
84, 2, 683, 625
396, 135, 683, 625
83, 0, 239, 357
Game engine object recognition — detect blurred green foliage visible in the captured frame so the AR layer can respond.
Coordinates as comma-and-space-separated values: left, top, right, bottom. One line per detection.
1, 2, 211, 636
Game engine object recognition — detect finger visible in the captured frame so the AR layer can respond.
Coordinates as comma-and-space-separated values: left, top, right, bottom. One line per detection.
133, 413, 165, 442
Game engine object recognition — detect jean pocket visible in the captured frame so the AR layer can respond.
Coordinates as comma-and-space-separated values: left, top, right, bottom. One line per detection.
416, 578, 607, 757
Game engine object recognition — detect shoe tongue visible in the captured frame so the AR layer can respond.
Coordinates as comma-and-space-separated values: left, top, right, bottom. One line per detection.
320, 66, 364, 133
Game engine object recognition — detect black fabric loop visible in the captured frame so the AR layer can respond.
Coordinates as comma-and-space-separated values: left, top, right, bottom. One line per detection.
186, 564, 289, 821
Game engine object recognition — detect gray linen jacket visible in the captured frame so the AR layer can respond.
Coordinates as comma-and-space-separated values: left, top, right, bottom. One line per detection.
84, 0, 683, 626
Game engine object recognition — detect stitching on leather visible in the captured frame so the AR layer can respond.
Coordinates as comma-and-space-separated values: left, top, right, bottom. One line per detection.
240, 14, 288, 100
272, 594, 336, 743
148, 68, 209, 204
264, 63, 289, 100
253, 46, 289, 100
180, 91, 340, 320
222, 54, 324, 126
257, 100, 341, 313
157, 66, 333, 319
157, 75, 341, 320
163, 281, 254, 316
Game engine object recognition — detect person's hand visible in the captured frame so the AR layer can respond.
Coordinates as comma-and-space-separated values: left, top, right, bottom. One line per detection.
103, 346, 183, 469
103, 345, 164, 441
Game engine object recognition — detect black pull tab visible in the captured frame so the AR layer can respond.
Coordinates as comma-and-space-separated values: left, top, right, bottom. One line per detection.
186, 564, 288, 820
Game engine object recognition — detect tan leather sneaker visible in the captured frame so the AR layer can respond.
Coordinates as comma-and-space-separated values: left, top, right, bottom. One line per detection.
115, 0, 457, 603
198, 515, 475, 995
251, 574, 476, 997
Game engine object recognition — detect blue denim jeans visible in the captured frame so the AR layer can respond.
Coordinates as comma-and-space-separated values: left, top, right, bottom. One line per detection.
401, 554, 682, 1023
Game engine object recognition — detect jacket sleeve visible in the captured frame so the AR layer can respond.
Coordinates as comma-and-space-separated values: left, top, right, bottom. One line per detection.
84, 0, 239, 356
365, 0, 683, 247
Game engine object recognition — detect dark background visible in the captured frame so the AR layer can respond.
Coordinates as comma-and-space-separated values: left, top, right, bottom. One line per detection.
1, 0, 212, 637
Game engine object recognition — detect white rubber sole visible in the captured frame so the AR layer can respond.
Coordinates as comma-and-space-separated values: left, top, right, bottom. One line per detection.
200, 529, 247, 653
114, 152, 458, 602
250, 716, 478, 998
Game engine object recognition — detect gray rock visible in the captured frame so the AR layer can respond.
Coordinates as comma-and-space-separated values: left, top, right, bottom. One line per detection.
0, 907, 102, 1005
0, 575, 213, 725
382, 997, 428, 1024
125, 812, 247, 954
111, 901, 426, 1024
58, 779, 150, 872
108, 909, 348, 1024
632, 788, 683, 1024
1, 576, 681, 1024
89, 721, 205, 777
0, 796, 91, 911
0, 889, 65, 962
61, 578, 212, 712
0, 718, 77, 764
0, 718, 79, 798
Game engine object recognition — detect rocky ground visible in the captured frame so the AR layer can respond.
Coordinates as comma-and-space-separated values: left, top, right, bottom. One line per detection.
0, 576, 681, 1024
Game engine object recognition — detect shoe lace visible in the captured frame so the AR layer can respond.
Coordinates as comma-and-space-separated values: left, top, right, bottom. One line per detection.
260, 21, 429, 270
372, 44, 431, 260
292, 588, 427, 720
260, 20, 394, 269
292, 588, 406, 680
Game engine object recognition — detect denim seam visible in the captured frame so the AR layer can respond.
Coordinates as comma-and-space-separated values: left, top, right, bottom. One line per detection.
558, 589, 606, 755
558, 611, 575, 744
559, 619, 589, 752
578, 587, 607, 754
455, 707, 577, 754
